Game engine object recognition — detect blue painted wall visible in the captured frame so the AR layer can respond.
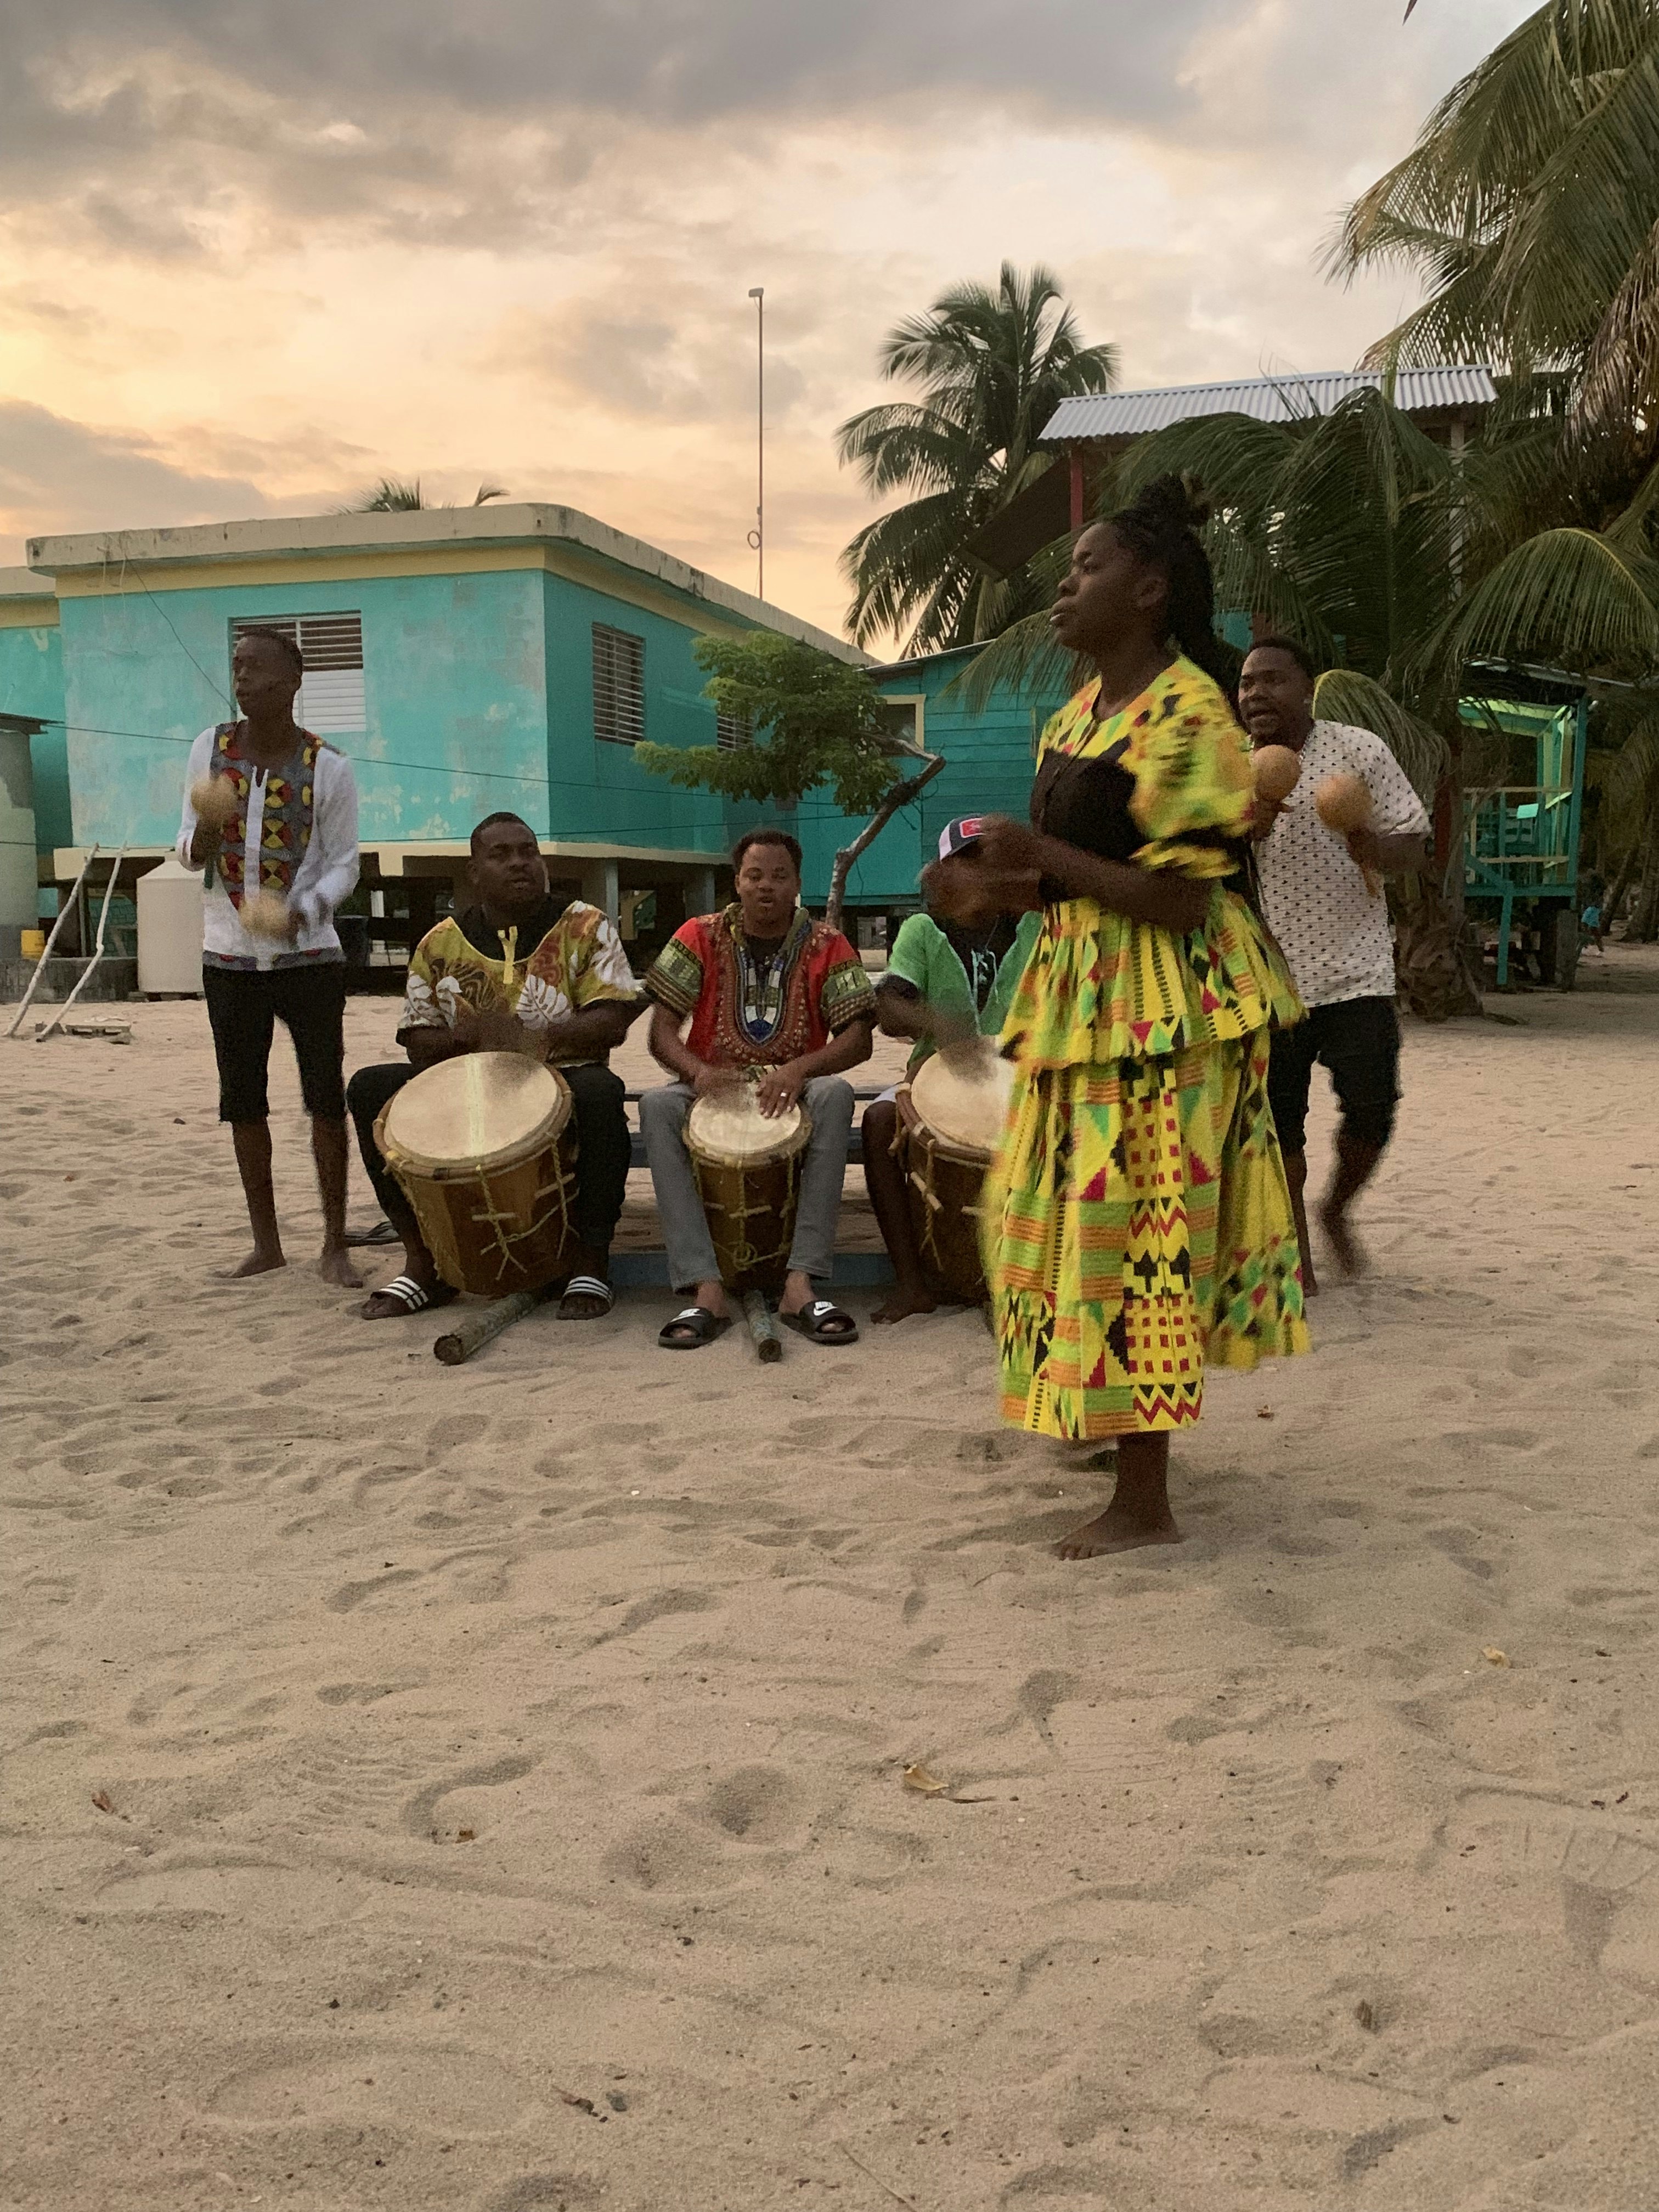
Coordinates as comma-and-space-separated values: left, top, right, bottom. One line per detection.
541, 565, 735, 856
0, 618, 67, 849
54, 569, 553, 853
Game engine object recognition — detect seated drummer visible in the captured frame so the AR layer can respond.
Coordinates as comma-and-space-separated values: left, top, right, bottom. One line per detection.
640, 827, 875, 1348
864, 817, 1040, 1324
346, 811, 642, 1321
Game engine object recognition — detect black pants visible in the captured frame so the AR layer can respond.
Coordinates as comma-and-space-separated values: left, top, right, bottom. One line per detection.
346, 1058, 632, 1260
1267, 995, 1401, 1155
203, 962, 348, 1124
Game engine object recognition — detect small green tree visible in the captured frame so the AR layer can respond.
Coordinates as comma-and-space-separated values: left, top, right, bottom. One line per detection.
636, 631, 943, 930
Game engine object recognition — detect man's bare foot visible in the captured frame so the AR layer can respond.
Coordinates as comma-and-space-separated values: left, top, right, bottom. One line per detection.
873, 1279, 938, 1324
1056, 1503, 1182, 1560
1302, 1259, 1321, 1297
1317, 1199, 1364, 1278
222, 1247, 286, 1278
319, 1246, 364, 1289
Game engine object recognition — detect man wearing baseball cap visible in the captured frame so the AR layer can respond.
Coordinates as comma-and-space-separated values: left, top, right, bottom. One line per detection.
862, 819, 1040, 1323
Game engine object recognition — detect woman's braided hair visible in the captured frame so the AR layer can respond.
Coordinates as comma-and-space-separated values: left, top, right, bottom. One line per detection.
1106, 471, 1236, 696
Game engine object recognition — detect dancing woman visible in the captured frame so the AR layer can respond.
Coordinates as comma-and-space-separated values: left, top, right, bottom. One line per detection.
963, 477, 1309, 1558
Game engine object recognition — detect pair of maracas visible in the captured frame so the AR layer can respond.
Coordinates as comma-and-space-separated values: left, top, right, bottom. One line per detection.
1251, 746, 1382, 898
191, 774, 294, 938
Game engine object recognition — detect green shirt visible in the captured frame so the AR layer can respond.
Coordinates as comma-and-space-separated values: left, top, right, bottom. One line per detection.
882, 911, 1041, 1075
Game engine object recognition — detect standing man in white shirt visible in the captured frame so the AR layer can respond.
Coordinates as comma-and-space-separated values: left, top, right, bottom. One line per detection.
1240, 637, 1434, 1288
177, 625, 363, 1285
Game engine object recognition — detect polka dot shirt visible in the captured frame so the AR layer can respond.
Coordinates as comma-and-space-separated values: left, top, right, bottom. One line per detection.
1255, 721, 1431, 1008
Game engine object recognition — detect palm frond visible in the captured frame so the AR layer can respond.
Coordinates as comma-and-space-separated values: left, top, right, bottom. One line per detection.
1606, 710, 1659, 816
1429, 523, 1659, 682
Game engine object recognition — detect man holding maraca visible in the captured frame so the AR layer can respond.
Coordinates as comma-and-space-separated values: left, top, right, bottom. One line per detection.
177, 625, 362, 1284
1240, 636, 1434, 1286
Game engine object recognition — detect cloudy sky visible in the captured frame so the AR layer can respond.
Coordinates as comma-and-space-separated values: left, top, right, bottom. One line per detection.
1, 0, 1532, 642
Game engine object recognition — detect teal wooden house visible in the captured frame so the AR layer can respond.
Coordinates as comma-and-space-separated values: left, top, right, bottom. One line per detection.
1, 507, 1057, 960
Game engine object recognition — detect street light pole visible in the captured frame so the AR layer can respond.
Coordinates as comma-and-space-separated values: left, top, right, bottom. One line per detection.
747, 285, 764, 600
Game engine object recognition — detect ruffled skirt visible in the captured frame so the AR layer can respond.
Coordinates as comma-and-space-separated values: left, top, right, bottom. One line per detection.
988, 1032, 1310, 1440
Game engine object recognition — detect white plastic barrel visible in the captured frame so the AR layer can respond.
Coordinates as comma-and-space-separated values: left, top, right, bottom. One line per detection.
137, 855, 204, 994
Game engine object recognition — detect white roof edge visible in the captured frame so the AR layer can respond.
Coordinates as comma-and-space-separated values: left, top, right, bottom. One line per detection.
24, 503, 867, 663
0, 566, 57, 598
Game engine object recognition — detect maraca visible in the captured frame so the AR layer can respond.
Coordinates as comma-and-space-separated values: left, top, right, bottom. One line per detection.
241, 888, 294, 939
1250, 743, 1302, 831
1314, 772, 1382, 897
1251, 744, 1302, 803
190, 774, 239, 831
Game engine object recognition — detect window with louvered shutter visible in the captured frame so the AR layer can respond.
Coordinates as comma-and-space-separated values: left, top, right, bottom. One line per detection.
716, 707, 751, 752
229, 613, 366, 735
592, 624, 645, 744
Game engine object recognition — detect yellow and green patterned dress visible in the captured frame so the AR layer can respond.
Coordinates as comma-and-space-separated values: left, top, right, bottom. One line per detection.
988, 656, 1309, 1440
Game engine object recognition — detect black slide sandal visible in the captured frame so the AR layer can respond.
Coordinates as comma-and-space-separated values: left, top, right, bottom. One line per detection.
360, 1274, 460, 1321
658, 1305, 733, 1350
781, 1299, 860, 1346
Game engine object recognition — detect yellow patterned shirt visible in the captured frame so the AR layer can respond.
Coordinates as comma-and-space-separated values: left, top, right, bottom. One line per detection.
1002, 656, 1302, 1068
399, 899, 639, 1066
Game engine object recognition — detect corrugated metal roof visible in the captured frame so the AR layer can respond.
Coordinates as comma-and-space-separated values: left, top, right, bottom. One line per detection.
1042, 366, 1498, 443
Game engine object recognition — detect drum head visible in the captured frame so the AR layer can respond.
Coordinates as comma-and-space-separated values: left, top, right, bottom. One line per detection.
687, 1085, 806, 1165
910, 1038, 1014, 1156
382, 1052, 571, 1173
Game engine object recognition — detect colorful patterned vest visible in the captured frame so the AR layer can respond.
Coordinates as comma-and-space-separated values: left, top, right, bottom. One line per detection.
207, 721, 326, 909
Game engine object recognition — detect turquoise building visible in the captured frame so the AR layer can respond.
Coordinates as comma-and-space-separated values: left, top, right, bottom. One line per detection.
2, 505, 1055, 955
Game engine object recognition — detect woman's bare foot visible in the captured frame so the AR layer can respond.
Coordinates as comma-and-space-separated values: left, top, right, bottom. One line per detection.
873, 1279, 938, 1324
319, 1245, 364, 1289
222, 1246, 286, 1278
1056, 1502, 1181, 1560
1056, 1435, 1177, 1559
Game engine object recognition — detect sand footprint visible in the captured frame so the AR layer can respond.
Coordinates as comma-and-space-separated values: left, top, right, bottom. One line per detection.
205, 2039, 538, 2137
401, 1752, 536, 1843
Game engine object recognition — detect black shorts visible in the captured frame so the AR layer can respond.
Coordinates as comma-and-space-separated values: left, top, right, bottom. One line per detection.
1267, 995, 1400, 1155
202, 962, 348, 1124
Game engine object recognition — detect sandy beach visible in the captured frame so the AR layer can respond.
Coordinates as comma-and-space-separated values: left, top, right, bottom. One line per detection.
4, 948, 1659, 2211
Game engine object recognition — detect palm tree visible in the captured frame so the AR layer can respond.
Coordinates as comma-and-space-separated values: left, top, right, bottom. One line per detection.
344, 478, 509, 512
1330, 0, 1659, 936
1331, 0, 1659, 487
836, 263, 1117, 654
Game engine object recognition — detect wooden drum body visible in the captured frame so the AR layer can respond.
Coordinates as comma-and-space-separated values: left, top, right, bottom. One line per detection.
375, 1052, 580, 1296
685, 1087, 812, 1296
896, 1040, 1014, 1304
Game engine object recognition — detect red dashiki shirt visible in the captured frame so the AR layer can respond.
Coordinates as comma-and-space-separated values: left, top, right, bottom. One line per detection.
644, 905, 875, 1068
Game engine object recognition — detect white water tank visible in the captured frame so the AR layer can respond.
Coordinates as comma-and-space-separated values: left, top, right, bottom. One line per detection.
137, 855, 204, 994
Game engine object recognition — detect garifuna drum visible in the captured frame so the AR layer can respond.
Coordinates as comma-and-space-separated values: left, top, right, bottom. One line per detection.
375, 1052, 580, 1296
685, 1082, 813, 1296
896, 1036, 1015, 1304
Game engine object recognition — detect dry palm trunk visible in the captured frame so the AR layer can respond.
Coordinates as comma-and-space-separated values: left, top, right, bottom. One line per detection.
1599, 817, 1649, 940
1632, 828, 1659, 942
1393, 877, 1484, 1020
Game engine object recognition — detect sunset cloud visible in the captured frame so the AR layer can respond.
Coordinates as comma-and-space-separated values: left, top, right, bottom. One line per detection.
0, 1, 1533, 640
